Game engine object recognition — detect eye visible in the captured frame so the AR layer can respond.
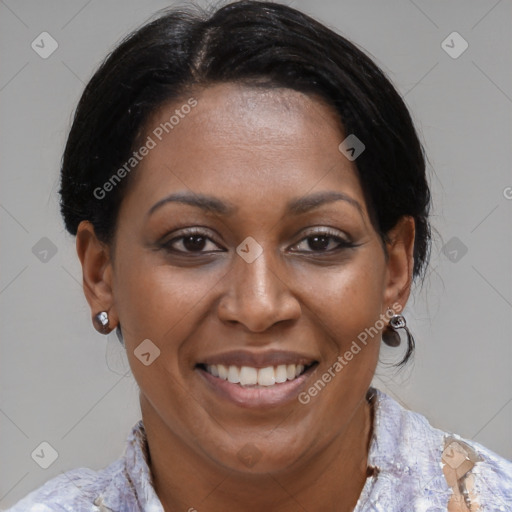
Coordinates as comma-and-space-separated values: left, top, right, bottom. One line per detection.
161, 228, 223, 254
290, 228, 355, 253
160, 227, 355, 255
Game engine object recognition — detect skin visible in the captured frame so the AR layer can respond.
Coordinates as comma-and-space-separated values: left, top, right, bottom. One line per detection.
76, 82, 415, 512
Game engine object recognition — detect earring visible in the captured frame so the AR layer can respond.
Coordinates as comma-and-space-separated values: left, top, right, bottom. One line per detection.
93, 311, 110, 334
382, 308, 409, 347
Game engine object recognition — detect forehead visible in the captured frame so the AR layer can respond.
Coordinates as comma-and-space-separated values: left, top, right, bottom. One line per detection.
124, 82, 366, 216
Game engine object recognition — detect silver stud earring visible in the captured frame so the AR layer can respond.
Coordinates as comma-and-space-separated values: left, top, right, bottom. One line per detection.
93, 311, 110, 334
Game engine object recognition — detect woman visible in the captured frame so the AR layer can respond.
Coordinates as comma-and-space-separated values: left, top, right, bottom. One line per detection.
7, 1, 511, 511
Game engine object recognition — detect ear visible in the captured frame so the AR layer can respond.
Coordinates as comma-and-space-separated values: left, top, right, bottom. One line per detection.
76, 220, 119, 331
382, 216, 415, 312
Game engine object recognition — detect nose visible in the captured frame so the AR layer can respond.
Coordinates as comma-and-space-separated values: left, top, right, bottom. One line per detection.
217, 249, 301, 332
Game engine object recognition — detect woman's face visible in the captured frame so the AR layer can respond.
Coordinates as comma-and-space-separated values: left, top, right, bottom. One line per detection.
79, 82, 413, 473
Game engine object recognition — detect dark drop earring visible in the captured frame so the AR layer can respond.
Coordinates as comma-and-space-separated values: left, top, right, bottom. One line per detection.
382, 309, 410, 347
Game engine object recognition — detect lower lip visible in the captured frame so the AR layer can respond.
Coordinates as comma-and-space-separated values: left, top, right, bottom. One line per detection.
197, 365, 318, 409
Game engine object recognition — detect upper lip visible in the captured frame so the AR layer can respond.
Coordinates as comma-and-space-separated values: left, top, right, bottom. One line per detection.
197, 350, 318, 369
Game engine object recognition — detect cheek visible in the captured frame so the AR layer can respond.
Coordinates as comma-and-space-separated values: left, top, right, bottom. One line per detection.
113, 250, 222, 343
113, 257, 217, 412
297, 251, 387, 343
294, 260, 384, 432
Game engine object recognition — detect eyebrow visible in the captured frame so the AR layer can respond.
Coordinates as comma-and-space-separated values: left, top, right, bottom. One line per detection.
286, 190, 363, 216
148, 192, 237, 217
147, 190, 363, 217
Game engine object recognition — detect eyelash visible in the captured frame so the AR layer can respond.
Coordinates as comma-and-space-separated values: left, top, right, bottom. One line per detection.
160, 227, 355, 255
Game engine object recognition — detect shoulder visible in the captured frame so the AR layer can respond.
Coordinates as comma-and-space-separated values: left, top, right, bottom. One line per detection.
370, 388, 512, 509
4, 460, 126, 512
4, 420, 153, 512
385, 390, 512, 470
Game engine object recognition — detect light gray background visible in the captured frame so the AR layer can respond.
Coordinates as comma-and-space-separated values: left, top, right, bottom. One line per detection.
1, 0, 511, 507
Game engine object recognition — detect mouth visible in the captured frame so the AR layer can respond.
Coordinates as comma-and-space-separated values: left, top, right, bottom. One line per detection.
195, 352, 319, 408
197, 362, 316, 386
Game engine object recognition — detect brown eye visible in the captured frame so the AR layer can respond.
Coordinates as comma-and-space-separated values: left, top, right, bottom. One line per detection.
161, 229, 224, 254
182, 235, 207, 252
291, 228, 355, 253
306, 235, 332, 252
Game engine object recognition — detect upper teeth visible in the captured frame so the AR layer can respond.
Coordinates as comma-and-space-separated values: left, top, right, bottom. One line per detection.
205, 364, 306, 386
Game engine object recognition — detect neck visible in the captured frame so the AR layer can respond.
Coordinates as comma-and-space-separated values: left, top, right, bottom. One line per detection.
142, 393, 374, 512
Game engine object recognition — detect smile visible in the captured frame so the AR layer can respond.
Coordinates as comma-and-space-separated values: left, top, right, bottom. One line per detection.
203, 363, 313, 387
195, 351, 319, 408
